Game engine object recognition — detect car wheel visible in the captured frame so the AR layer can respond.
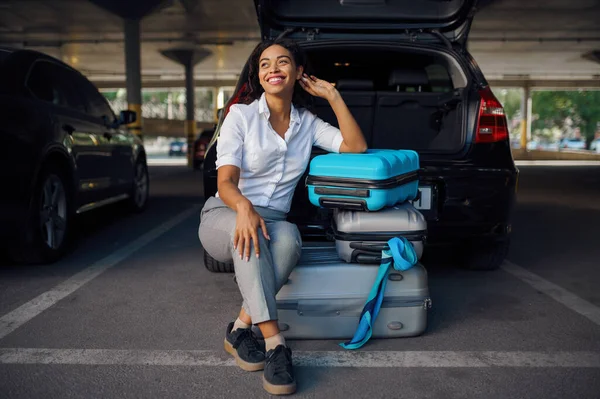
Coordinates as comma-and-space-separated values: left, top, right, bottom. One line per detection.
128, 157, 149, 212
460, 238, 510, 271
203, 248, 234, 273
12, 164, 73, 264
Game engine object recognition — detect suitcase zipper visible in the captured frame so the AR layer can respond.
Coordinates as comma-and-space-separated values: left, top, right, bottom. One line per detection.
337, 230, 427, 243
276, 297, 432, 314
306, 170, 419, 190
382, 297, 432, 309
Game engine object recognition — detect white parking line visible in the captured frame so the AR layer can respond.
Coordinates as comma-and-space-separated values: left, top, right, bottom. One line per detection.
0, 206, 200, 340
515, 160, 600, 166
147, 159, 187, 166
502, 261, 600, 326
1, 348, 599, 368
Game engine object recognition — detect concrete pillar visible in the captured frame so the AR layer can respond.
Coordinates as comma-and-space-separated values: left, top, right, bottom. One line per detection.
184, 60, 197, 167
124, 18, 143, 139
160, 48, 212, 167
520, 85, 532, 150
526, 89, 533, 147
214, 86, 220, 123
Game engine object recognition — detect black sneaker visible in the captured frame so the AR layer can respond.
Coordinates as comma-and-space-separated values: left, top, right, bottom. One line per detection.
263, 345, 296, 395
224, 322, 265, 372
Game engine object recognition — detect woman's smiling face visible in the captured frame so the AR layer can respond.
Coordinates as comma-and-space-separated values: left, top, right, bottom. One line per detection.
258, 44, 304, 97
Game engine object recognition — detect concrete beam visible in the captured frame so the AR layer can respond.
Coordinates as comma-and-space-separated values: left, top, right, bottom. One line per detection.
160, 48, 212, 69
143, 118, 214, 138
92, 80, 239, 89
88, 0, 167, 20
512, 149, 600, 161
93, 79, 600, 91
489, 80, 600, 89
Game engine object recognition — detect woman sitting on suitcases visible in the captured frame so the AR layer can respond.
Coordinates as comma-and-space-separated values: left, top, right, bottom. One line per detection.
198, 38, 367, 395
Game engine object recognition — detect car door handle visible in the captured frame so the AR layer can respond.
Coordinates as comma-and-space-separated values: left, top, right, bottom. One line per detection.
62, 124, 75, 135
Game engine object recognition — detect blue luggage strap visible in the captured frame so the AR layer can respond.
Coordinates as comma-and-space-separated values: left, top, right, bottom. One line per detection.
340, 236, 418, 350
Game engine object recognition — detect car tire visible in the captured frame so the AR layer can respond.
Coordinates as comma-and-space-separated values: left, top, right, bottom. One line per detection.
11, 163, 73, 264
203, 248, 234, 273
127, 157, 149, 213
460, 238, 510, 271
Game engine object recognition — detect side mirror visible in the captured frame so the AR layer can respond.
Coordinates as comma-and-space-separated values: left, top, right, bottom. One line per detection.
119, 110, 137, 126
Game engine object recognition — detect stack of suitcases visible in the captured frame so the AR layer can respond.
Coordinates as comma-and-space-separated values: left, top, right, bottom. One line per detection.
274, 149, 432, 341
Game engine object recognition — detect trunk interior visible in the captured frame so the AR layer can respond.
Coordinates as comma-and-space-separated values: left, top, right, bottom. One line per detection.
305, 43, 469, 153
288, 43, 472, 237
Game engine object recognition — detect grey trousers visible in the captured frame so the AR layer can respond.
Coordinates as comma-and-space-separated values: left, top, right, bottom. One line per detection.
198, 196, 302, 324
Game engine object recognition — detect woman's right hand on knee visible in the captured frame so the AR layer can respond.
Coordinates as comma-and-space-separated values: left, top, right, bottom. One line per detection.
234, 201, 270, 261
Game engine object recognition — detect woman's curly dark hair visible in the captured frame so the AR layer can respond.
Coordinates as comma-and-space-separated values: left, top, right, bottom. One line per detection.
235, 38, 314, 110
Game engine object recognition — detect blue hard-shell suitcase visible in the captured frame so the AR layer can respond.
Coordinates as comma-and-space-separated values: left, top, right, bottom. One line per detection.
306, 149, 420, 211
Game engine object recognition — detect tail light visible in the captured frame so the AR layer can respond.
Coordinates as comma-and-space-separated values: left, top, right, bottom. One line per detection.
475, 87, 509, 143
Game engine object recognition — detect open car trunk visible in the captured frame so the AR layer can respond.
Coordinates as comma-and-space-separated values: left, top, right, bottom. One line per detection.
287, 43, 471, 237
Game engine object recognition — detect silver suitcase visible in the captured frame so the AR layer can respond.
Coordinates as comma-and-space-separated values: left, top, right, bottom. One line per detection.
333, 202, 427, 264
274, 247, 431, 340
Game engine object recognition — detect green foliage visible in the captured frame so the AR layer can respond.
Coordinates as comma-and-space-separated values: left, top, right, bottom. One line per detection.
532, 90, 600, 143
492, 88, 523, 140
493, 88, 522, 122
101, 91, 119, 101
141, 88, 214, 107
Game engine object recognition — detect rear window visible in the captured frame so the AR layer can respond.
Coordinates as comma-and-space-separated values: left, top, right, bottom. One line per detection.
426, 64, 453, 93
306, 48, 456, 92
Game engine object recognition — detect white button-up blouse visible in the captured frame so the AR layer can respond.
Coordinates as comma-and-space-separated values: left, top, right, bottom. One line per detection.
215, 93, 343, 213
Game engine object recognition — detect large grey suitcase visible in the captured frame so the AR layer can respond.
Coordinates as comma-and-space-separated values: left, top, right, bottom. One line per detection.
333, 203, 427, 264
274, 246, 431, 340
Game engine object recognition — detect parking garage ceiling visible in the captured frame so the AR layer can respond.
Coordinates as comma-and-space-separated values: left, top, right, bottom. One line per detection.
0, 0, 598, 84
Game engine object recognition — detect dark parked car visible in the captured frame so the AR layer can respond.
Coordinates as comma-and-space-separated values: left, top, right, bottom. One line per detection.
203, 0, 518, 271
192, 109, 223, 170
0, 47, 149, 264
192, 130, 215, 170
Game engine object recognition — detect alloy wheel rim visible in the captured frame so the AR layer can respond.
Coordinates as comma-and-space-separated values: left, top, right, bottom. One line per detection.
134, 163, 148, 207
40, 174, 67, 250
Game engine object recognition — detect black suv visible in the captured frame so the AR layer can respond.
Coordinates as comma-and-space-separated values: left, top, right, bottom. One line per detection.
0, 48, 149, 264
203, 0, 518, 271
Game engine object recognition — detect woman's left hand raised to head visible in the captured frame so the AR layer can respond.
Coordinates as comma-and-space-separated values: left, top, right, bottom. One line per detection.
299, 74, 340, 102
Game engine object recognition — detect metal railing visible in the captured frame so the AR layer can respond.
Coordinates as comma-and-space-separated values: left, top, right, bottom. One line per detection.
106, 98, 214, 122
